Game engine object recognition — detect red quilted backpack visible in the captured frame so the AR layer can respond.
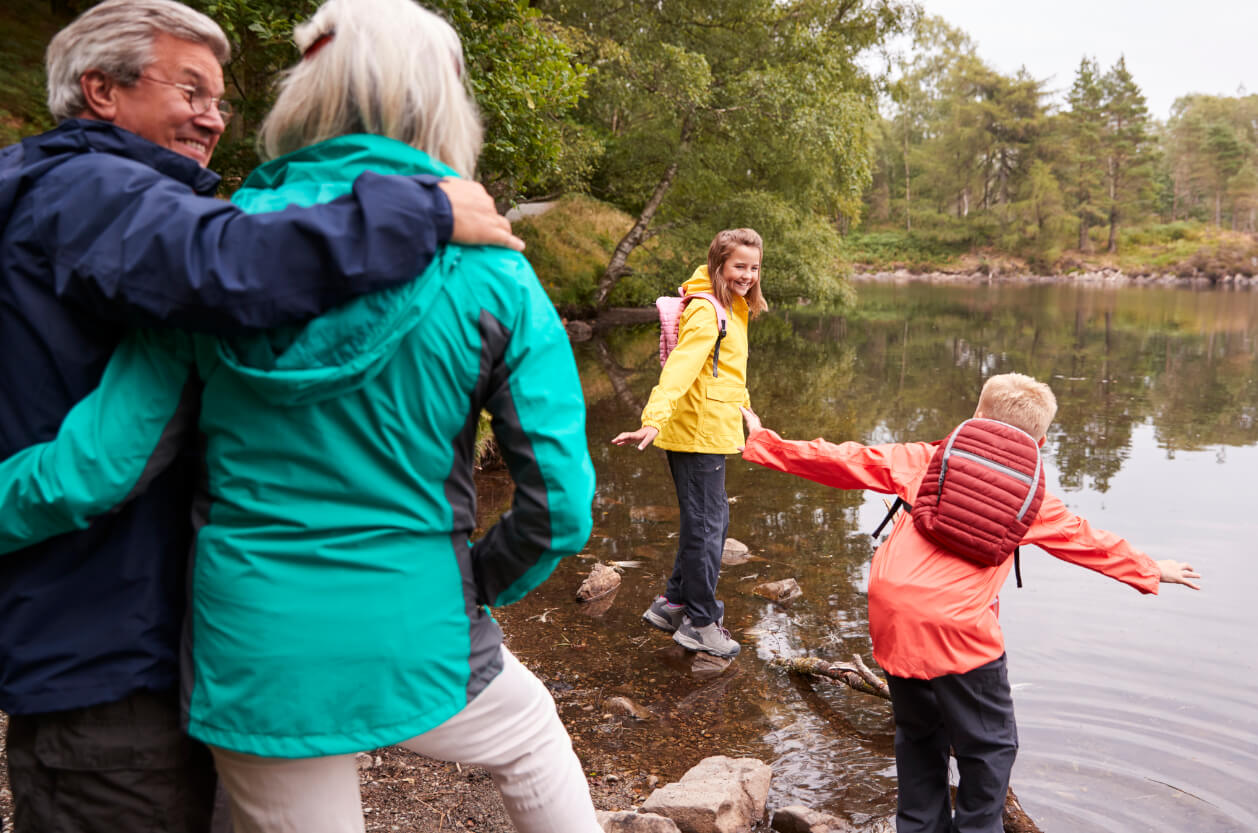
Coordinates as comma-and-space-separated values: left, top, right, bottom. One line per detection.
872, 418, 1045, 586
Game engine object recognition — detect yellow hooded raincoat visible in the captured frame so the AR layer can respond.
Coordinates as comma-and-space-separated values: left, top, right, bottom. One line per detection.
641, 266, 751, 454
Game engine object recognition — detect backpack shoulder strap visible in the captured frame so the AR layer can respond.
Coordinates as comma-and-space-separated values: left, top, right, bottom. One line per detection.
681, 292, 728, 377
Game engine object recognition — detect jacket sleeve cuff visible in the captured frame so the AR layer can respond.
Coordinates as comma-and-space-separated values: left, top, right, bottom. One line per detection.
415, 174, 454, 243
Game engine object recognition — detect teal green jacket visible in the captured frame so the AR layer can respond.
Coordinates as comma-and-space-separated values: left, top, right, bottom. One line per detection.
0, 135, 594, 757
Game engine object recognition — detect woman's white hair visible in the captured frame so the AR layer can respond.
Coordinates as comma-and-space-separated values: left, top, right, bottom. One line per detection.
45, 0, 230, 123
258, 0, 482, 178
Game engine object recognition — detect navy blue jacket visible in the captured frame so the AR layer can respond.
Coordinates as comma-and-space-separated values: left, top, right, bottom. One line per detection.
0, 120, 454, 714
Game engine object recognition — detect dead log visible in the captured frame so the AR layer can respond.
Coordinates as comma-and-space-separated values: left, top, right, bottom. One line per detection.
773, 654, 1043, 833
771, 654, 889, 699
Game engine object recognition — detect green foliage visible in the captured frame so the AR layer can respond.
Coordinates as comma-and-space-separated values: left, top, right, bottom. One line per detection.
0, 0, 62, 145
186, 0, 592, 198
540, 0, 910, 304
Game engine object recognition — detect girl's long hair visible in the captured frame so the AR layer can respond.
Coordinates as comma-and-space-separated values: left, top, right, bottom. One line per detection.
706, 228, 768, 319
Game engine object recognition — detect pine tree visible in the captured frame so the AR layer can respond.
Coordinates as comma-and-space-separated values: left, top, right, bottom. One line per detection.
1062, 57, 1106, 251
1099, 57, 1154, 253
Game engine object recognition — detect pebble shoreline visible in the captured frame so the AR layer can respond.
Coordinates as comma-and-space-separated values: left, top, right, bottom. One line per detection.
854, 268, 1258, 288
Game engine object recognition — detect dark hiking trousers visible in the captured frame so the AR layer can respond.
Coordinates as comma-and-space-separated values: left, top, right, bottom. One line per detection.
664, 451, 729, 627
6, 688, 217, 833
886, 654, 1018, 833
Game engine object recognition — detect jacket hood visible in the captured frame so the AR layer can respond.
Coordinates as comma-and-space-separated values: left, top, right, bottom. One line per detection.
0, 118, 218, 231
214, 134, 457, 406
678, 264, 748, 316
679, 265, 713, 297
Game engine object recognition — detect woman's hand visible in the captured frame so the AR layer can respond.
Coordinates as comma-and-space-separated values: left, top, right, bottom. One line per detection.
1156, 559, 1201, 590
611, 426, 659, 451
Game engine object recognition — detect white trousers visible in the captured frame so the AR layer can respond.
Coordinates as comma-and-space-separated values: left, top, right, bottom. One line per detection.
210, 647, 601, 833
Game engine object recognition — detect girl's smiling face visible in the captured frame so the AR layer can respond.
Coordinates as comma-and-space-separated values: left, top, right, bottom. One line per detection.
721, 244, 762, 297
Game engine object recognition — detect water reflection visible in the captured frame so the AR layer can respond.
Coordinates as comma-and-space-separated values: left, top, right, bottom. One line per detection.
494, 282, 1258, 833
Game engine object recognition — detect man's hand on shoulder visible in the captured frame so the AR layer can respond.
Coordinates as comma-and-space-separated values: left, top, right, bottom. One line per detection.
439, 178, 525, 252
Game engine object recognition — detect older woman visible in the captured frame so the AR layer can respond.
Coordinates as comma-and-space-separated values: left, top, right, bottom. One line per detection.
0, 0, 598, 831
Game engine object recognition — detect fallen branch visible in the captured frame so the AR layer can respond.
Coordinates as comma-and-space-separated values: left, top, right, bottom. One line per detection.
773, 653, 1043, 833
771, 654, 890, 700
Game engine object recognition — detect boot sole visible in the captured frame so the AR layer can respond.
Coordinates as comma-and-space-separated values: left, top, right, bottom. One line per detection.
672, 630, 740, 658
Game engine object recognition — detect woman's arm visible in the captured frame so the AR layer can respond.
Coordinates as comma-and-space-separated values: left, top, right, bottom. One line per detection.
468, 256, 595, 607
0, 331, 196, 554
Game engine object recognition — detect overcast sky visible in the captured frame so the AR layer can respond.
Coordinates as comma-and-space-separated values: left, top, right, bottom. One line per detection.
912, 0, 1258, 120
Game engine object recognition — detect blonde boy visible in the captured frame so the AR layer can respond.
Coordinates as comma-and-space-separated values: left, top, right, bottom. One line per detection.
740, 373, 1199, 833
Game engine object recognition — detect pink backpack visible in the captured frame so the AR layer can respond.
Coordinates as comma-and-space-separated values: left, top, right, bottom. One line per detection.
655, 290, 728, 377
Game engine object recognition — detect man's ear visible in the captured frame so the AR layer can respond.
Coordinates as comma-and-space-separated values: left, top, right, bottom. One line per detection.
78, 70, 119, 121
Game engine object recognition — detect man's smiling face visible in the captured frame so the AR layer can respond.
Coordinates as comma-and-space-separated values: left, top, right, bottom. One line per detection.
108, 31, 226, 166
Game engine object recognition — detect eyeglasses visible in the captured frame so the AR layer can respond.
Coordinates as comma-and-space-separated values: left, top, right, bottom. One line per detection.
138, 76, 233, 123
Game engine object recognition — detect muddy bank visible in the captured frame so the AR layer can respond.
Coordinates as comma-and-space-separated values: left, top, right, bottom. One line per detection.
853, 267, 1258, 288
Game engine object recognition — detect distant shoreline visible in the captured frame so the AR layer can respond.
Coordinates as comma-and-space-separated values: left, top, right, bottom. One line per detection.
852, 268, 1258, 288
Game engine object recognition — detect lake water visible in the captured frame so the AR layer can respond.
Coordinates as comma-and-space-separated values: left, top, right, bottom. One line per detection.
494, 280, 1258, 833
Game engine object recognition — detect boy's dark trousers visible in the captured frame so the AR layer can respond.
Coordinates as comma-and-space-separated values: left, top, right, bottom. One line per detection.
664, 451, 728, 627
886, 654, 1018, 833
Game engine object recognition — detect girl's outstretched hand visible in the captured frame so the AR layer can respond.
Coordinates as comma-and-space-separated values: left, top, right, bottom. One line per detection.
611, 426, 659, 451
1156, 559, 1201, 590
740, 406, 762, 434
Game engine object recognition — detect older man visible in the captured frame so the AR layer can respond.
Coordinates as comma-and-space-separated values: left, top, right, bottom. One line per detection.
0, 1, 521, 831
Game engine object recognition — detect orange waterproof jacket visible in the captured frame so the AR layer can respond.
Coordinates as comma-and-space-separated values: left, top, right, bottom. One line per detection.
742, 427, 1161, 679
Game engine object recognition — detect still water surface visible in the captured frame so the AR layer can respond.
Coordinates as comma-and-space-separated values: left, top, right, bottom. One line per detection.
495, 281, 1258, 833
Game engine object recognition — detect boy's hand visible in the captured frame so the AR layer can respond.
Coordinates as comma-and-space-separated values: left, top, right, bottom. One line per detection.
611, 426, 659, 451
740, 406, 762, 434
1156, 559, 1201, 590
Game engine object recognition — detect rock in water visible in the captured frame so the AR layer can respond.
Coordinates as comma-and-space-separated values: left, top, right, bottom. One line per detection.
576, 562, 621, 602
754, 577, 803, 603
721, 538, 751, 566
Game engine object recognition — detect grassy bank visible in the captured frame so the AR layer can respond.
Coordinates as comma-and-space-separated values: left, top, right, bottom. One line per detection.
512, 194, 679, 313
845, 223, 1258, 279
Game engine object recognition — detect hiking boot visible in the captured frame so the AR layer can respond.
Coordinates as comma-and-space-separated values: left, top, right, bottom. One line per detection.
642, 597, 725, 634
642, 595, 685, 633
672, 616, 740, 658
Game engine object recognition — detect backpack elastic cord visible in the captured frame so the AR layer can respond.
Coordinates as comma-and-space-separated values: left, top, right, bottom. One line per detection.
711, 322, 726, 377
872, 496, 908, 539
1014, 546, 1023, 588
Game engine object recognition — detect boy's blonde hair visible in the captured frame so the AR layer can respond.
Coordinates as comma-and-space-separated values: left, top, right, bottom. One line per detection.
707, 228, 769, 319
977, 373, 1057, 440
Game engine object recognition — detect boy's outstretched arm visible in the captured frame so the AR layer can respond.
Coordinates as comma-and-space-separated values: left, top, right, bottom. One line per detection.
1157, 559, 1201, 590
739, 407, 933, 496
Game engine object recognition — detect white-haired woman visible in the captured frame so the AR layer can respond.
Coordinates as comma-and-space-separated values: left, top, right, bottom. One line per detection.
0, 0, 599, 830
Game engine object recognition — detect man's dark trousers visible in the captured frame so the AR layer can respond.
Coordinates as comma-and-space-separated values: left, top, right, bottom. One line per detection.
664, 451, 728, 627
886, 654, 1018, 833
7, 689, 216, 833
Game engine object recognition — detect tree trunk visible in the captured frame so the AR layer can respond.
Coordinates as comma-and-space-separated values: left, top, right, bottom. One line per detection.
1107, 206, 1118, 253
903, 115, 912, 233
1078, 217, 1089, 252
595, 115, 693, 309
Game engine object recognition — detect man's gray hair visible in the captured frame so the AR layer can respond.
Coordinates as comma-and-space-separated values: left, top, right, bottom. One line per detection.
258, 0, 483, 178
46, 0, 230, 122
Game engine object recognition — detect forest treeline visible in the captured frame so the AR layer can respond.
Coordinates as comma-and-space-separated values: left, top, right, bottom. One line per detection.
864, 16, 1258, 273
7, 0, 1256, 308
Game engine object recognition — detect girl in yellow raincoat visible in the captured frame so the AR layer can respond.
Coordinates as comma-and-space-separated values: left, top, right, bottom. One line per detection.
612, 228, 768, 658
